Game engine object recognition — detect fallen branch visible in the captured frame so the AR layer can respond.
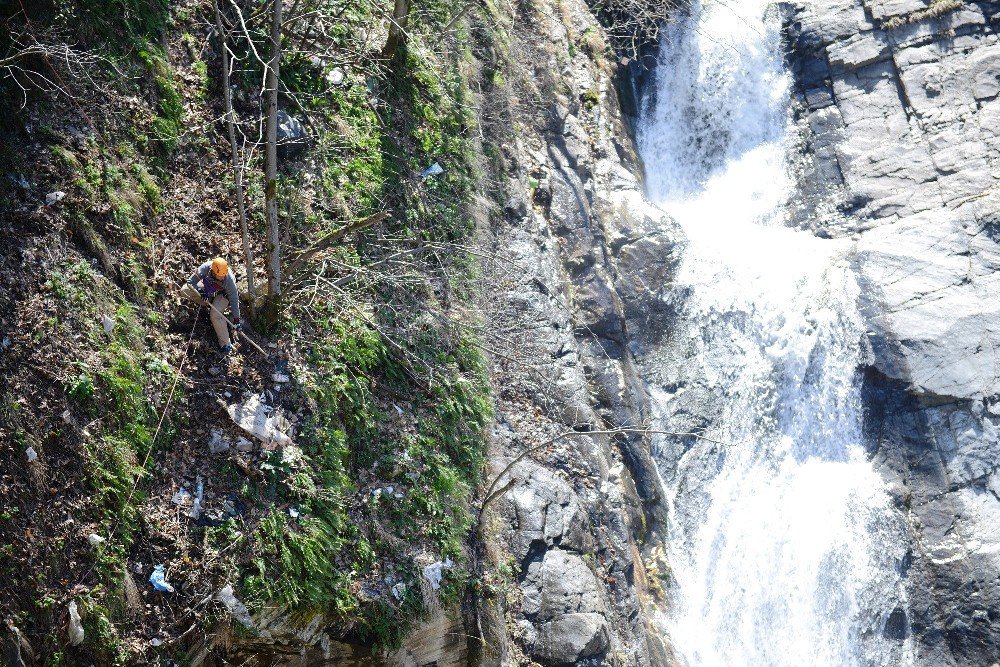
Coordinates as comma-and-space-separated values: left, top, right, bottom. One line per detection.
477, 426, 728, 526
284, 211, 389, 277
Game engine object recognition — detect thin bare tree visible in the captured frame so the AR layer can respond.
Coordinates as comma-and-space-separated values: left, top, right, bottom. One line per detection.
264, 0, 283, 312
213, 0, 258, 305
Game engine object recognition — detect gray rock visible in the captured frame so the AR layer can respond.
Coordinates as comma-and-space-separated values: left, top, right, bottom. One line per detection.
521, 548, 607, 620
785, 1, 1000, 662
533, 613, 611, 664
503, 463, 595, 562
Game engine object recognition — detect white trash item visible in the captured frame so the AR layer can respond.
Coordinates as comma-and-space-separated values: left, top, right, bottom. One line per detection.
189, 479, 204, 521
68, 600, 85, 646
25, 447, 37, 462
216, 584, 254, 628
208, 429, 231, 454
326, 67, 345, 85
101, 314, 115, 334
87, 533, 105, 547
422, 557, 454, 591
391, 582, 407, 600
227, 395, 293, 448
172, 487, 192, 506
45, 191, 66, 206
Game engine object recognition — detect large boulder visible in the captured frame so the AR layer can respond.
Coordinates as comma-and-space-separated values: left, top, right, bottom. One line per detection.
534, 613, 611, 665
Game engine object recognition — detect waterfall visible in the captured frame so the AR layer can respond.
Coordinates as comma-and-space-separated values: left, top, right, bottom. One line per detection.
636, 1, 912, 665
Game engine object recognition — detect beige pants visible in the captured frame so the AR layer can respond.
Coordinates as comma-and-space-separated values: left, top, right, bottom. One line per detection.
180, 284, 232, 347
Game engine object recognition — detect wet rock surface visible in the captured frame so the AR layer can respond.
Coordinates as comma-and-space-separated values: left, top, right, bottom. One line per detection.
475, 0, 683, 660
784, 1, 1000, 663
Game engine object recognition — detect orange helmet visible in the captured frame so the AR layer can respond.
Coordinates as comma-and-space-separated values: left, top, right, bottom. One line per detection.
211, 257, 229, 280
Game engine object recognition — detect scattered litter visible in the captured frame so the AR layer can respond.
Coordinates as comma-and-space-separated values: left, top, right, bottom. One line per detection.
189, 479, 204, 520
224, 391, 232, 399
61, 409, 72, 423
227, 394, 293, 448
326, 67, 345, 85
422, 557, 454, 590
391, 582, 407, 600
68, 601, 85, 646
394, 404, 404, 416
272, 372, 290, 383
208, 429, 230, 454
289, 507, 300, 519
7, 173, 30, 189
235, 437, 254, 453
2, 336, 10, 349
196, 511, 225, 528
45, 190, 66, 206
276, 110, 308, 157
394, 492, 404, 499
208, 366, 223, 376
421, 162, 444, 178
101, 314, 115, 334
149, 564, 175, 593
150, 638, 162, 647
172, 487, 192, 506
216, 584, 254, 628
87, 533, 105, 547
25, 447, 37, 462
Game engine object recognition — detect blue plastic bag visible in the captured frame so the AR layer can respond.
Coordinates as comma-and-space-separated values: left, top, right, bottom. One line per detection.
150, 564, 175, 593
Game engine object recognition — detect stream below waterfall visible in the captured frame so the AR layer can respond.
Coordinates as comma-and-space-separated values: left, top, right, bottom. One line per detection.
636, 1, 912, 665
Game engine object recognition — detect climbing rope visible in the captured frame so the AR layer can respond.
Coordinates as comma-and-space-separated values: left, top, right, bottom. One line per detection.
76, 310, 200, 587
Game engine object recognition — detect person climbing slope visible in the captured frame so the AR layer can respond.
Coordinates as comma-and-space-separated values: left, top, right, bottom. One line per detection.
180, 257, 242, 353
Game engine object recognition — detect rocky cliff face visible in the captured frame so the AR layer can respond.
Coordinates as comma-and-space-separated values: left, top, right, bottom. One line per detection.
783, 1, 1000, 663
472, 0, 682, 662
479, 0, 1000, 663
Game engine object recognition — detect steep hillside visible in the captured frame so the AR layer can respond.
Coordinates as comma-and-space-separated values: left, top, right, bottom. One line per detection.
1, 0, 496, 662
0, 0, 672, 664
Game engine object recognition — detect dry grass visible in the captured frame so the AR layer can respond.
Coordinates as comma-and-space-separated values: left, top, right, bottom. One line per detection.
883, 0, 964, 30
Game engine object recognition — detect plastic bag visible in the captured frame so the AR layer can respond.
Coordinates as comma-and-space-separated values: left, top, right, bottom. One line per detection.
68, 600, 85, 645
149, 564, 175, 593
227, 395, 293, 448
216, 584, 254, 628
422, 557, 454, 590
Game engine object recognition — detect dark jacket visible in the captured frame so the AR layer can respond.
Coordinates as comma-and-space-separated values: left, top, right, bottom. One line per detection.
188, 262, 241, 321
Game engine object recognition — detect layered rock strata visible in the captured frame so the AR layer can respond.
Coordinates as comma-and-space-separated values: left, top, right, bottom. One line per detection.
783, 1, 1000, 663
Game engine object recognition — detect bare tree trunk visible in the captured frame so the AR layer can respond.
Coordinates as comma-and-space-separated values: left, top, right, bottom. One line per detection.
214, 0, 257, 305
381, 0, 410, 61
264, 0, 283, 307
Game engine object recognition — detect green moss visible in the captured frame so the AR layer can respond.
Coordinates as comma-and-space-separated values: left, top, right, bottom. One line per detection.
73, 0, 170, 47
79, 595, 129, 666
132, 162, 162, 209
139, 48, 183, 151
50, 144, 82, 171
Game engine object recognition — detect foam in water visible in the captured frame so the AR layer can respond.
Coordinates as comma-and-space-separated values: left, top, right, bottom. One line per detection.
636, 1, 912, 665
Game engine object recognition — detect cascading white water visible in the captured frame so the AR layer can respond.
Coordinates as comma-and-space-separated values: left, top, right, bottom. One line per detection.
636, 1, 911, 665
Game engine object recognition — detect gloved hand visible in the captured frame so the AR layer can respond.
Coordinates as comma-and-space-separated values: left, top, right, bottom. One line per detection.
198, 289, 210, 303
233, 317, 242, 331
